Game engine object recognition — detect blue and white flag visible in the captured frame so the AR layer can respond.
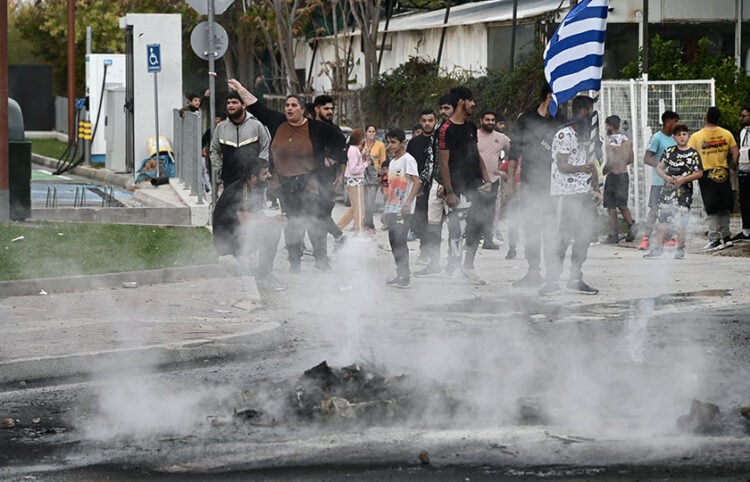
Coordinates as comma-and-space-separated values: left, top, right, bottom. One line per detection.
543, 0, 609, 117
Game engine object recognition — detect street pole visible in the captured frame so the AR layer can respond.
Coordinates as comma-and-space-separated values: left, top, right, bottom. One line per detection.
154, 71, 160, 177
208, 0, 218, 208
0, 0, 9, 221
67, 0, 75, 140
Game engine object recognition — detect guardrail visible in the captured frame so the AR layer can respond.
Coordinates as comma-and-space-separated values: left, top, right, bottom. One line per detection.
172, 109, 206, 205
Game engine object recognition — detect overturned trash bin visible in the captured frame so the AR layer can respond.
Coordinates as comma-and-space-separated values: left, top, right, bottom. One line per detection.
8, 98, 32, 221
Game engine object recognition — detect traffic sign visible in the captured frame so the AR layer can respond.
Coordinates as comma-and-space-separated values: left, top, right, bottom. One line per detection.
147, 44, 161, 73
187, 0, 235, 16
190, 22, 229, 61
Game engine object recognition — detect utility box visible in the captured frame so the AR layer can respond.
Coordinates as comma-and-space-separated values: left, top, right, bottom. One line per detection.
8, 98, 32, 221
105, 87, 127, 172
85, 54, 126, 165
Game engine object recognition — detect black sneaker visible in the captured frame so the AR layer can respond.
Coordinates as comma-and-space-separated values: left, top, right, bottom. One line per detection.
603, 235, 619, 244
505, 247, 517, 260
414, 264, 441, 277
643, 248, 663, 258
538, 281, 561, 296
567, 279, 599, 295
730, 232, 750, 242
626, 223, 637, 242
512, 271, 544, 288
722, 237, 734, 248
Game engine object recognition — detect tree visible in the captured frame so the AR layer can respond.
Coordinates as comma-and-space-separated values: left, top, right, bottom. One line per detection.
13, 0, 195, 96
311, 0, 355, 92
621, 35, 750, 133
349, 0, 382, 86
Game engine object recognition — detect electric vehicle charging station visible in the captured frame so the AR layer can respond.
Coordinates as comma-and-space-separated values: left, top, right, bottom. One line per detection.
85, 54, 126, 165
119, 13, 182, 177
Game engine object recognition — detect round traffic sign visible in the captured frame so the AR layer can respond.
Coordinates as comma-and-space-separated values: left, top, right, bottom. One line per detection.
190, 21, 229, 61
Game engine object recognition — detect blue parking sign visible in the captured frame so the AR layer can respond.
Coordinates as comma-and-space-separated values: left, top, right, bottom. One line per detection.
147, 44, 161, 72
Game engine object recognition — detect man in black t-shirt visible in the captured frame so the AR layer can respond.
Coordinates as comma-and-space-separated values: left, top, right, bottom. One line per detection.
407, 108, 437, 264
507, 84, 563, 288
437, 86, 490, 285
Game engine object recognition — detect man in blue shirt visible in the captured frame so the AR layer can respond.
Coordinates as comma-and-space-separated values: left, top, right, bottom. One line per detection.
642, 110, 680, 250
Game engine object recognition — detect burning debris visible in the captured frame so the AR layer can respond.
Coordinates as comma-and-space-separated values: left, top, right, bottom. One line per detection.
290, 361, 458, 424
676, 400, 750, 435
228, 361, 459, 428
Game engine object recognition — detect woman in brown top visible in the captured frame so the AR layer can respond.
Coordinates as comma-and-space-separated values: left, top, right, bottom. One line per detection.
228, 79, 346, 272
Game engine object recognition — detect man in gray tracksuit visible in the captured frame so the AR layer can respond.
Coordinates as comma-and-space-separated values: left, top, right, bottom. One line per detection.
210, 91, 271, 187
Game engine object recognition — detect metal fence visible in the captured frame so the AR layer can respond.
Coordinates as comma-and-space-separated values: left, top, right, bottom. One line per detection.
172, 109, 206, 205
598, 79, 715, 220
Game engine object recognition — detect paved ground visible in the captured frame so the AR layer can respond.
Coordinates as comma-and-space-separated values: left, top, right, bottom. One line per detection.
2, 210, 750, 385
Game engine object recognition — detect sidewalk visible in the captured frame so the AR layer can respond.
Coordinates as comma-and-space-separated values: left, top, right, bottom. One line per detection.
0, 276, 278, 384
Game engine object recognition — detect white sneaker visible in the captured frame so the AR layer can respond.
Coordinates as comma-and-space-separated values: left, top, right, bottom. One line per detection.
461, 267, 486, 286
703, 240, 722, 251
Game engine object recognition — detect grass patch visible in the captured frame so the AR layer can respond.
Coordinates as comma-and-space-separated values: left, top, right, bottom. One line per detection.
30, 138, 69, 160
0, 222, 218, 281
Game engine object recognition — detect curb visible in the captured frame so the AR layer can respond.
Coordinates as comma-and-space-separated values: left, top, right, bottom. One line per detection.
0, 321, 284, 385
0, 264, 233, 298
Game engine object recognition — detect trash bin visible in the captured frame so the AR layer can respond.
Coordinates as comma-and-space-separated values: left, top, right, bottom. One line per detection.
8, 98, 32, 221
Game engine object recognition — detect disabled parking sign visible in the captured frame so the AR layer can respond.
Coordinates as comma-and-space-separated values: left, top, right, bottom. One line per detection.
147, 44, 161, 73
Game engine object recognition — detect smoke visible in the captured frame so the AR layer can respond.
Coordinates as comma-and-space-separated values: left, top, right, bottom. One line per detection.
83, 371, 228, 440
74, 182, 721, 447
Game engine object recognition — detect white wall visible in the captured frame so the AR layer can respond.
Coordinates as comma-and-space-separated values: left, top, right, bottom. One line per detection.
305, 24, 488, 92
120, 14, 183, 167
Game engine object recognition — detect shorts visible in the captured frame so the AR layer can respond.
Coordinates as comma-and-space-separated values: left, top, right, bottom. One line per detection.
603, 172, 629, 208
657, 204, 690, 227
648, 185, 662, 208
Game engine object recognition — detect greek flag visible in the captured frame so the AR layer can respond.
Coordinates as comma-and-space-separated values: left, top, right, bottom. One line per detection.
543, 0, 609, 116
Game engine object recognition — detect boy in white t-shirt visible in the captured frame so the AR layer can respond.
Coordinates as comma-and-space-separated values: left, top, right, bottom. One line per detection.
383, 128, 422, 288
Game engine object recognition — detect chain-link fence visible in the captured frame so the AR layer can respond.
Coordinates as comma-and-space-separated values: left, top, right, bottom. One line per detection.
598, 79, 715, 220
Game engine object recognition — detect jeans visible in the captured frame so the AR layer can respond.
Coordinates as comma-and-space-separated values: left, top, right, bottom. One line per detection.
280, 175, 328, 265
386, 212, 411, 278
363, 185, 378, 229
547, 194, 596, 282
520, 189, 557, 276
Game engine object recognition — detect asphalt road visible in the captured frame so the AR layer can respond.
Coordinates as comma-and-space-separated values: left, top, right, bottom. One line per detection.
2, 257, 750, 480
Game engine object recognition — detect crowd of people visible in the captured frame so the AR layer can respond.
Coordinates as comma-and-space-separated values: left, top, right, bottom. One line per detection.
203, 78, 750, 295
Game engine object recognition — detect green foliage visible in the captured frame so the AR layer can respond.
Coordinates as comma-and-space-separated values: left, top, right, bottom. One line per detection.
621, 35, 750, 132
360, 51, 547, 127
361, 57, 462, 127
466, 48, 547, 121
13, 0, 198, 96
0, 222, 217, 281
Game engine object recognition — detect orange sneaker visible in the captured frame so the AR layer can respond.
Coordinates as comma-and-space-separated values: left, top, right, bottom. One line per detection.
638, 237, 649, 250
